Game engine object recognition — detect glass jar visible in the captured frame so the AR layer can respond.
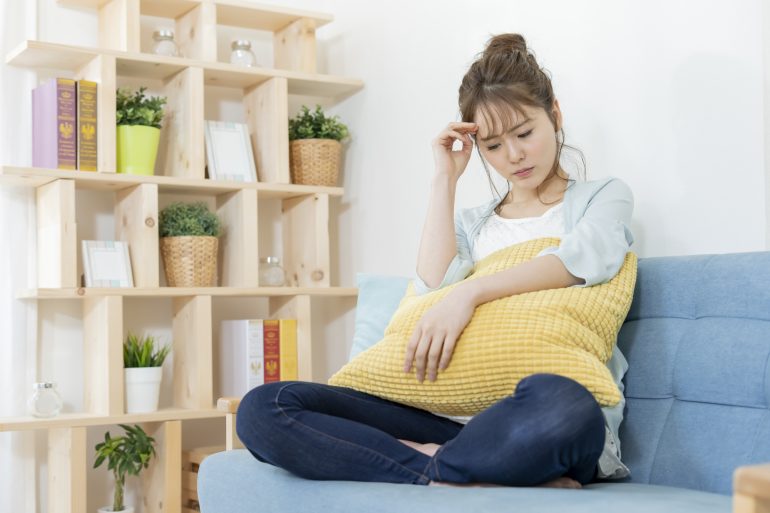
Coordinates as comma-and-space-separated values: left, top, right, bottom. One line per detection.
27, 382, 63, 418
259, 256, 286, 286
152, 28, 180, 57
230, 39, 257, 67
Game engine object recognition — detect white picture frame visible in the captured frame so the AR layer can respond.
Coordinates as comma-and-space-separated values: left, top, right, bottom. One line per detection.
204, 120, 258, 182
81, 240, 134, 288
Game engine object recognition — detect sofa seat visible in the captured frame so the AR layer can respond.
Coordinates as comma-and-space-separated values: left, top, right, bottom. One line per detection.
198, 449, 732, 513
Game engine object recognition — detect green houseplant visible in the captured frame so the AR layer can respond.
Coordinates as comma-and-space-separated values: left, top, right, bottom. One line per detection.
288, 104, 349, 186
94, 424, 157, 513
116, 86, 167, 176
123, 333, 171, 414
159, 202, 221, 287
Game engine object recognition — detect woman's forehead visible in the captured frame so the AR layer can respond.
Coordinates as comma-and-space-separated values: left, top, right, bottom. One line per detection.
474, 103, 537, 138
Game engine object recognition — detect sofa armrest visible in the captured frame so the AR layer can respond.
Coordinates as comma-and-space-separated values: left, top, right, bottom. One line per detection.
217, 396, 244, 450
733, 463, 770, 513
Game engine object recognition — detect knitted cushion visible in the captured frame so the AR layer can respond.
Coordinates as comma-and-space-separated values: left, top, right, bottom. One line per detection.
329, 237, 637, 416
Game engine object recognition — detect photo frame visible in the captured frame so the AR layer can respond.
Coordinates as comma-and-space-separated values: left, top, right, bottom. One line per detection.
82, 240, 134, 288
204, 120, 258, 182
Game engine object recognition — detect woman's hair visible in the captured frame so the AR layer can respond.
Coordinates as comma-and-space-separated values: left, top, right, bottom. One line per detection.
458, 33, 586, 212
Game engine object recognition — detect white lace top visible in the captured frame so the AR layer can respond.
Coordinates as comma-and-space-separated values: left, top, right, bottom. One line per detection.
471, 202, 566, 262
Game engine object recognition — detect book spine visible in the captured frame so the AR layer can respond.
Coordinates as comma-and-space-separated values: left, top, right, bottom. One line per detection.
263, 320, 281, 383
56, 78, 77, 170
32, 85, 42, 167
279, 319, 298, 381
33, 80, 56, 168
247, 320, 264, 389
77, 80, 97, 171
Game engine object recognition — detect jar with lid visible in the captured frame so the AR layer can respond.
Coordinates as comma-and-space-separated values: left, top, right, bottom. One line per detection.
230, 39, 257, 67
152, 28, 180, 57
259, 256, 286, 286
27, 382, 63, 418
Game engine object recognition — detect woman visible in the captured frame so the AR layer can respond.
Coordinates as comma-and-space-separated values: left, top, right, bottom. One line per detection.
237, 33, 634, 488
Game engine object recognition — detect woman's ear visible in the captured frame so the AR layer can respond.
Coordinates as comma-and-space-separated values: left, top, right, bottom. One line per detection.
552, 99, 563, 132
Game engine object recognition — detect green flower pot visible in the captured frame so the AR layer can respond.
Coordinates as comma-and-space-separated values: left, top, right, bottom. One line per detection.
116, 125, 160, 175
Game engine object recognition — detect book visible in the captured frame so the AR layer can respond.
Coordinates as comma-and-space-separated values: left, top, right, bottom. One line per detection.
77, 80, 98, 171
219, 320, 265, 398
32, 78, 77, 170
218, 319, 297, 397
204, 121, 258, 182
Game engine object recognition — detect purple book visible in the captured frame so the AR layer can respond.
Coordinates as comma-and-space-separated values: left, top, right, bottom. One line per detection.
32, 78, 77, 170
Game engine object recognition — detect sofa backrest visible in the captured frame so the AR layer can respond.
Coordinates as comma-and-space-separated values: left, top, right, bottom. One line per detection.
617, 251, 770, 495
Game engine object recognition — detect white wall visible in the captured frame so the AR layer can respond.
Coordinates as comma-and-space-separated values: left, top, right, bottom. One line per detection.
1, 0, 767, 511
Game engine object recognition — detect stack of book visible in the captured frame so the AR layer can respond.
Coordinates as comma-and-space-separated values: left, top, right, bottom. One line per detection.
218, 319, 298, 398
32, 77, 97, 171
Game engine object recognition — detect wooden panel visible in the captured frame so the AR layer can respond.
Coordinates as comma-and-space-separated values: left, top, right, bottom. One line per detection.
175, 1, 217, 62
48, 427, 86, 513
75, 54, 117, 173
160, 67, 205, 179
282, 193, 329, 287
183, 445, 223, 466
141, 420, 182, 513
214, 0, 332, 31
734, 493, 770, 513
172, 296, 213, 409
274, 18, 316, 73
116, 184, 159, 287
83, 296, 123, 415
140, 0, 199, 18
98, 0, 140, 53
269, 295, 312, 381
244, 77, 289, 183
36, 180, 77, 288
216, 189, 258, 287
0, 408, 225, 432
224, 413, 244, 450
20, 286, 358, 299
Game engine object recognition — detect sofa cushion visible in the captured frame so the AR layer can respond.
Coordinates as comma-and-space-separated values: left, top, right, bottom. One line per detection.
617, 252, 770, 495
198, 449, 732, 513
330, 238, 637, 415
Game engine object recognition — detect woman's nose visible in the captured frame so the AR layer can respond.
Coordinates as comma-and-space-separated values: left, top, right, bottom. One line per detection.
505, 140, 525, 163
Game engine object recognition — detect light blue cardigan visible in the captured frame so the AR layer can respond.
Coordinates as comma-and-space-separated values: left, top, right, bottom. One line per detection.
413, 176, 636, 480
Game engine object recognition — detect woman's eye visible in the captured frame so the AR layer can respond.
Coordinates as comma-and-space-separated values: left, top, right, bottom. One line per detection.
486, 144, 500, 151
519, 129, 533, 138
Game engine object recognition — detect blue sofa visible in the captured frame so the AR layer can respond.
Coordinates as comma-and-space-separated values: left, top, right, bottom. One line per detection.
199, 251, 770, 512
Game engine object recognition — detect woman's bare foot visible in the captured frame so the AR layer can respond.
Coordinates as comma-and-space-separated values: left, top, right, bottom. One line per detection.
397, 439, 441, 457
538, 477, 582, 489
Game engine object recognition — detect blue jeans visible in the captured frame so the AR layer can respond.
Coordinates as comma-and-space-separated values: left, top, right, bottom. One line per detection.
236, 373, 605, 486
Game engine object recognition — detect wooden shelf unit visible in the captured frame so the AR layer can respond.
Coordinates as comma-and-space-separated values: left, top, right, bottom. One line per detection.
3, 1, 362, 512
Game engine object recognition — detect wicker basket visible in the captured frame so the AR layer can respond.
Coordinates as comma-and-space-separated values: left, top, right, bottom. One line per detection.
160, 236, 219, 287
289, 139, 342, 186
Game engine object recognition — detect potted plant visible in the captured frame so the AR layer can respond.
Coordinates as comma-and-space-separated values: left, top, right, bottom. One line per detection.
288, 104, 349, 186
94, 424, 157, 513
116, 86, 167, 175
159, 201, 221, 287
123, 332, 171, 414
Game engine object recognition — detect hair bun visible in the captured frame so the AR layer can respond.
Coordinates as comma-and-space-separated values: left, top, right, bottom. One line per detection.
482, 33, 528, 59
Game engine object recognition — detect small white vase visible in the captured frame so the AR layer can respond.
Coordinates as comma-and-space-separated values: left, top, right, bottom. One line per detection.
124, 367, 163, 414
98, 506, 135, 513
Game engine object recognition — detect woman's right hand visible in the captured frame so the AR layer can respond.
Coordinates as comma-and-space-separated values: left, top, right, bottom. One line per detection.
431, 122, 478, 182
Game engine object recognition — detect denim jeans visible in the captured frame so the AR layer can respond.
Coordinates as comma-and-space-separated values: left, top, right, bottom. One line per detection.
236, 373, 606, 486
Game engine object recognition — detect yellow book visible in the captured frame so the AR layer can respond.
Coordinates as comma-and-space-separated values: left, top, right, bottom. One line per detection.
279, 319, 298, 381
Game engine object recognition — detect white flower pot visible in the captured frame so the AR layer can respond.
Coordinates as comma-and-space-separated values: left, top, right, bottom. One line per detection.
124, 367, 163, 413
98, 506, 134, 513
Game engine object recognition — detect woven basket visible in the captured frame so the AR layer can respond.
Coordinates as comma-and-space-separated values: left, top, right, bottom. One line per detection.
160, 236, 218, 287
289, 139, 342, 186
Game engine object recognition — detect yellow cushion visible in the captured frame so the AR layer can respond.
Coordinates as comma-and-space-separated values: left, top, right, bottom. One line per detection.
329, 237, 637, 416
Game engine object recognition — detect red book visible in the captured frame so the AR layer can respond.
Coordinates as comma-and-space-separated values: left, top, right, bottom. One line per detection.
32, 78, 77, 170
263, 320, 281, 383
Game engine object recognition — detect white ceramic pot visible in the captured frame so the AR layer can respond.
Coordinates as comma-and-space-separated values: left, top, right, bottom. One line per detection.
124, 367, 163, 414
98, 506, 134, 513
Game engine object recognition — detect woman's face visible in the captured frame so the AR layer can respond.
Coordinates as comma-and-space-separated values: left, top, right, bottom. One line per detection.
474, 101, 562, 195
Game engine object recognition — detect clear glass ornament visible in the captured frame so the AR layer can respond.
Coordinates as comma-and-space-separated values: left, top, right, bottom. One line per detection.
259, 256, 286, 286
152, 28, 180, 57
27, 382, 63, 418
230, 39, 257, 67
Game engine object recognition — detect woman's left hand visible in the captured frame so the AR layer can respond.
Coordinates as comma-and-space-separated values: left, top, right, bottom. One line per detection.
403, 286, 477, 382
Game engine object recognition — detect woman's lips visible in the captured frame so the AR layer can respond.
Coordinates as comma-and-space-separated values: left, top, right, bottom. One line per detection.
514, 167, 533, 177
